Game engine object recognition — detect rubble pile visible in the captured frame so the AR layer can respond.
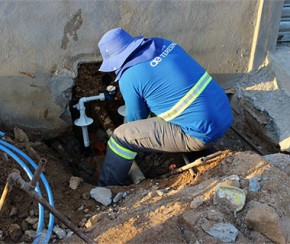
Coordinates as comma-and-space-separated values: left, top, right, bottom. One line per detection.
1, 128, 290, 243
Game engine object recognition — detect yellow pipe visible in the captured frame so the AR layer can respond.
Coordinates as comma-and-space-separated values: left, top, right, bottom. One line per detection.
0, 182, 9, 212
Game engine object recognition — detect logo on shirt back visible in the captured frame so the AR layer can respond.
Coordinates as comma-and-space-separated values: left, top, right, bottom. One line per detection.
150, 43, 177, 67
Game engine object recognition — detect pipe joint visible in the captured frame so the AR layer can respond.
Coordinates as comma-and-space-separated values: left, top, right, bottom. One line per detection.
74, 93, 106, 147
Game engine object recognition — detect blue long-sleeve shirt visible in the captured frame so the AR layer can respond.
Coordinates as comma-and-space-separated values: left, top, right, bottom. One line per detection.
118, 39, 232, 143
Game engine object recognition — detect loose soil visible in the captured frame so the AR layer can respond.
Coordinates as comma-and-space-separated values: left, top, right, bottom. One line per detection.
1, 63, 289, 244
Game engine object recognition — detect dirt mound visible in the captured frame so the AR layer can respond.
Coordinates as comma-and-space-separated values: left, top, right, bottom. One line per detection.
64, 151, 290, 244
1, 129, 290, 243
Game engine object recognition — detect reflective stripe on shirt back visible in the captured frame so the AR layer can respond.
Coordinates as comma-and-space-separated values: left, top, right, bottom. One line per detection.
158, 72, 212, 121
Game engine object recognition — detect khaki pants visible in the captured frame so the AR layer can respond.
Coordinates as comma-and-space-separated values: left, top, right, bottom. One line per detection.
113, 117, 207, 153
99, 117, 208, 186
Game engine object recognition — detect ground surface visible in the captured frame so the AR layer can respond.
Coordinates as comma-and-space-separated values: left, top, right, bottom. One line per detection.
1, 132, 290, 244
1, 63, 290, 243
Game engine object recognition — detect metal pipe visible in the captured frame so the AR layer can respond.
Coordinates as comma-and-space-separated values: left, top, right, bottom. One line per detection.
282, 6, 290, 18
161, 151, 223, 178
182, 154, 195, 177
30, 158, 47, 189
8, 170, 96, 244
279, 21, 290, 32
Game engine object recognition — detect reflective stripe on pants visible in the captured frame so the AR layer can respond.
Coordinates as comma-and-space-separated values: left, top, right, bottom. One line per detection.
98, 117, 208, 186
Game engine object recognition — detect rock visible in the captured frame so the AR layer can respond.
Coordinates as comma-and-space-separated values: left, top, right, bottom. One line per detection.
108, 212, 118, 220
156, 189, 165, 196
9, 207, 18, 217
78, 218, 87, 228
69, 176, 83, 190
263, 153, 290, 176
85, 213, 105, 228
206, 210, 224, 222
122, 191, 128, 198
53, 226, 66, 239
263, 153, 290, 167
21, 230, 36, 242
221, 175, 240, 188
77, 204, 84, 211
249, 177, 261, 192
202, 222, 238, 243
113, 192, 124, 203
14, 127, 29, 142
32, 222, 38, 230
7, 224, 23, 242
82, 193, 90, 200
29, 209, 35, 216
21, 220, 29, 231
25, 216, 38, 225
245, 201, 287, 244
18, 209, 28, 218
190, 196, 203, 209
180, 210, 203, 232
113, 192, 128, 203
1, 152, 9, 162
90, 187, 112, 206
25, 145, 41, 161
0, 229, 3, 239
33, 207, 39, 216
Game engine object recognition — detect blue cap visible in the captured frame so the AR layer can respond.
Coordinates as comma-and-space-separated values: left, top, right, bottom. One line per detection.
98, 28, 144, 72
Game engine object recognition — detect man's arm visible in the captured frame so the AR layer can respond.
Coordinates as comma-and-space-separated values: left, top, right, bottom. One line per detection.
120, 82, 150, 122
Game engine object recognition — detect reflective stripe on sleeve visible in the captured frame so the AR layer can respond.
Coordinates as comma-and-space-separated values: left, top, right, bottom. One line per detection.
158, 72, 212, 121
108, 137, 137, 160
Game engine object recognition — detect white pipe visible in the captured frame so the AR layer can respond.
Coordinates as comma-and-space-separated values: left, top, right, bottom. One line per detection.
74, 93, 105, 147
81, 126, 90, 147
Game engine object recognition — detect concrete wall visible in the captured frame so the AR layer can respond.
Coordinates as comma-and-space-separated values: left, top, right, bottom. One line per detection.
0, 0, 283, 138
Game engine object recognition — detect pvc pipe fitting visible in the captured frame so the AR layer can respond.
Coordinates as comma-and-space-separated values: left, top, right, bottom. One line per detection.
74, 93, 105, 147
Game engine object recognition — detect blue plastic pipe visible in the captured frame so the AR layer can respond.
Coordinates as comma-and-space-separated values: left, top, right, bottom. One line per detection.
0, 133, 54, 243
0, 144, 45, 238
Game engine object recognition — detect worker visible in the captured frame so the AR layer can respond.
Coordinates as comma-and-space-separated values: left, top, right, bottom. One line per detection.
97, 27, 232, 186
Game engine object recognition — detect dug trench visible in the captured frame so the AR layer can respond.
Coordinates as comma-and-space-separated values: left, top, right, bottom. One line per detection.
0, 63, 290, 243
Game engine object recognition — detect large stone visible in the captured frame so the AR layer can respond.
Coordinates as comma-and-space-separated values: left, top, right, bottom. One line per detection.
7, 224, 23, 242
179, 210, 203, 232
53, 226, 66, 239
231, 67, 290, 152
202, 222, 238, 243
263, 153, 290, 176
90, 187, 112, 206
245, 201, 288, 244
21, 230, 36, 243
85, 213, 106, 228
